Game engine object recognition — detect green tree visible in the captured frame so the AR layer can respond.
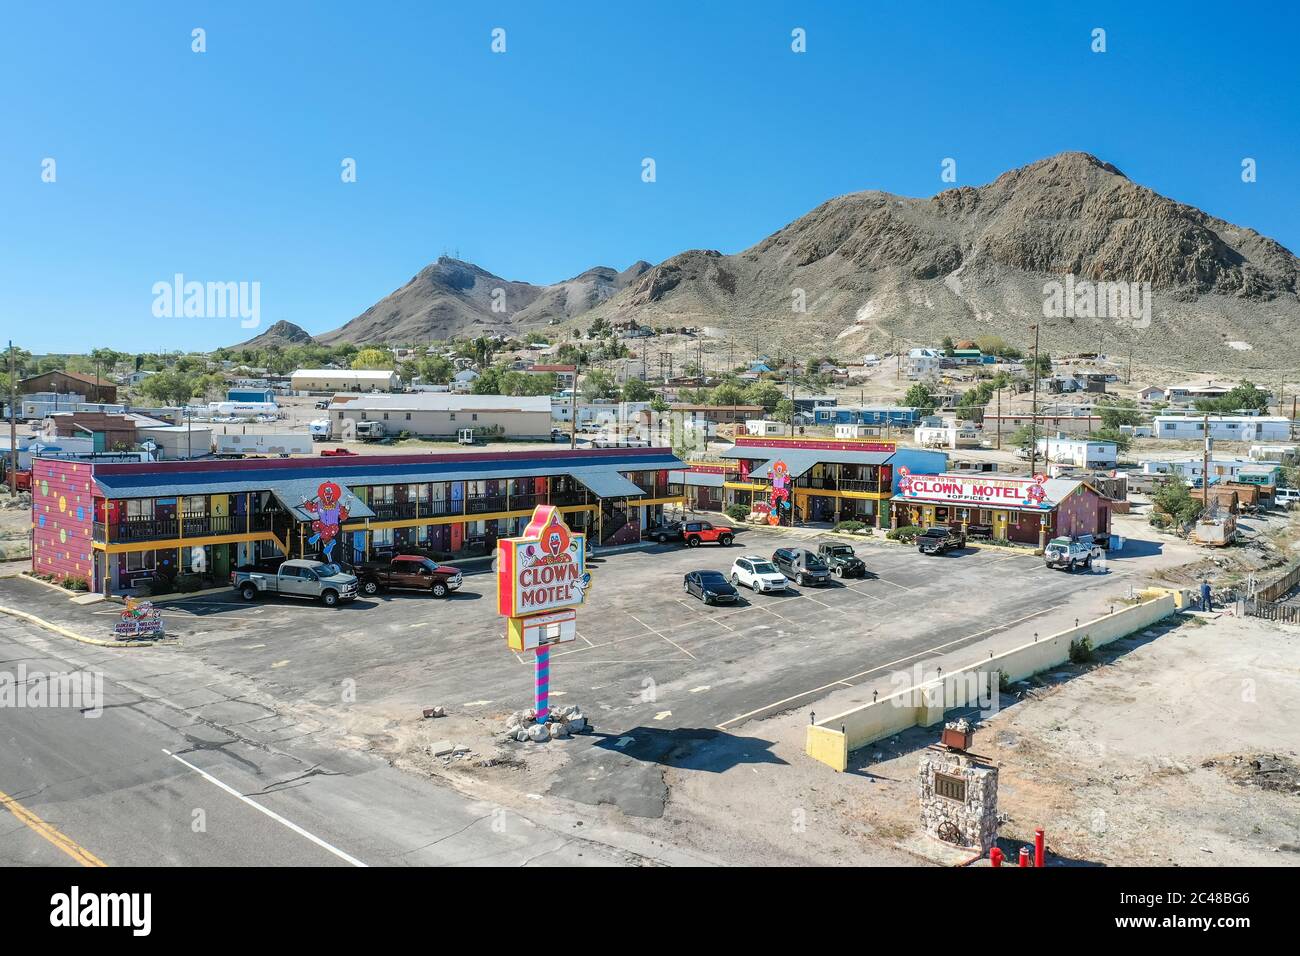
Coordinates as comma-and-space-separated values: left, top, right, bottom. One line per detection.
621, 378, 652, 402
1092, 426, 1131, 454
1097, 397, 1143, 429
417, 354, 455, 385
903, 382, 937, 417
1152, 475, 1204, 526
352, 348, 393, 370
580, 369, 618, 402
139, 371, 194, 406
1194, 381, 1270, 414
743, 381, 784, 413
773, 398, 794, 423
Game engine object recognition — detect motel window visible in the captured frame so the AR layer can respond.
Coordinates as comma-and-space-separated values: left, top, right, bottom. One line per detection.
450, 413, 456, 421
182, 495, 206, 514
371, 485, 394, 504
124, 551, 155, 572
383, 412, 389, 420
472, 413, 478, 421
405, 412, 411, 420
372, 528, 393, 547
125, 499, 154, 520
361, 412, 368, 420
338, 412, 344, 420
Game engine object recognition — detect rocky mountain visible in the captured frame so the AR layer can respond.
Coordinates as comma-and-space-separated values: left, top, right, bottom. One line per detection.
316, 257, 651, 345
586, 152, 1300, 369
233, 320, 316, 349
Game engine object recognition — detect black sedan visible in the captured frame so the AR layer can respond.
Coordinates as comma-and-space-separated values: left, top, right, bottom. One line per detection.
683, 570, 739, 605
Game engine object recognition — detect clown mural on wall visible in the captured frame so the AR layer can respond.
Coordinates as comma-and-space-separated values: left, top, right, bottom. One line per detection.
301, 481, 353, 562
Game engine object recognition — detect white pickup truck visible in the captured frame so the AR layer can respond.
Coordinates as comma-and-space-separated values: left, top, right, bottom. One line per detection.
231, 559, 359, 607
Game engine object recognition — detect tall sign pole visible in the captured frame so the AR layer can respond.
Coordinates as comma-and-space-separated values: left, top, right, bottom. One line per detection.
497, 506, 591, 731
7, 341, 16, 498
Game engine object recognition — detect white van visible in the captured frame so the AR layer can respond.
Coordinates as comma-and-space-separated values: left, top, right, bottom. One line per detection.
1275, 487, 1299, 507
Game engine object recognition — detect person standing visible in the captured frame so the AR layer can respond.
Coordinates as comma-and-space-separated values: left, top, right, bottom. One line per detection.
1200, 579, 1214, 612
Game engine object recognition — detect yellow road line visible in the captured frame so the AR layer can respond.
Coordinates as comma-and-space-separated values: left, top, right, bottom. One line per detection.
0, 788, 106, 867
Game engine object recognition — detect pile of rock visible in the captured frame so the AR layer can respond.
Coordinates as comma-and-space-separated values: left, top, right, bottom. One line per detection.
503, 705, 591, 743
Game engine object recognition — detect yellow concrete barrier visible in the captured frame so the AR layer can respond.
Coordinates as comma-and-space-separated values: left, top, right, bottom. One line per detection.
805, 593, 1179, 769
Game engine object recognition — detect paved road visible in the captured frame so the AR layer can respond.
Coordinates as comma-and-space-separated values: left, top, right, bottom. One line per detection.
0, 615, 672, 867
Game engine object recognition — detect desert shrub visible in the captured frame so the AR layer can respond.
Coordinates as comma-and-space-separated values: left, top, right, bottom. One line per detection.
887, 525, 921, 542
724, 504, 750, 522
61, 575, 90, 591
1069, 636, 1095, 664
834, 520, 867, 533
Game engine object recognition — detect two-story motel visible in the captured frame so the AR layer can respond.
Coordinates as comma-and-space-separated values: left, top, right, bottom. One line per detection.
709, 436, 947, 526
31, 447, 685, 594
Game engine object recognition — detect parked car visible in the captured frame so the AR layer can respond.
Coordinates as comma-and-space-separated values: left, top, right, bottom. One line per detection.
232, 559, 359, 607
1043, 536, 1100, 571
682, 570, 739, 605
729, 556, 789, 593
1274, 487, 1299, 507
355, 554, 463, 597
771, 547, 832, 586
917, 526, 967, 555
817, 543, 866, 578
646, 520, 684, 544
314, 399, 330, 409
682, 520, 735, 547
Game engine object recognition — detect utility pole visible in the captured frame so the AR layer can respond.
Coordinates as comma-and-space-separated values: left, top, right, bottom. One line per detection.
995, 385, 1002, 450
569, 353, 580, 450
7, 341, 16, 498
1202, 412, 1211, 513
1028, 323, 1041, 476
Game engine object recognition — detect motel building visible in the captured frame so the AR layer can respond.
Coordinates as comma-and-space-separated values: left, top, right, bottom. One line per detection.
892, 472, 1114, 547
30, 447, 685, 595
711, 436, 947, 527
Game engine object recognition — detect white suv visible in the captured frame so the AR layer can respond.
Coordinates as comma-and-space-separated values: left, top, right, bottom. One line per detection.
1275, 487, 1299, 507
730, 556, 789, 593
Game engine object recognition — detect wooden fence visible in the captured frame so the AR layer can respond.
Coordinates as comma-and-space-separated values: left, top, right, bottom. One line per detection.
1248, 600, 1300, 624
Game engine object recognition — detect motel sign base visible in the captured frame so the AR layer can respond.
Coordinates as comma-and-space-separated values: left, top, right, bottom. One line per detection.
496, 506, 590, 724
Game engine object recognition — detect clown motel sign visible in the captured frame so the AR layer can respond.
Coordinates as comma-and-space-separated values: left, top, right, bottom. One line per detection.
899, 471, 1050, 509
496, 506, 591, 621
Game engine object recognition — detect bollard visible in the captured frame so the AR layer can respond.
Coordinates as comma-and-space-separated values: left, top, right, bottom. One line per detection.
1018, 847, 1030, 868
989, 847, 1003, 867
1035, 828, 1045, 867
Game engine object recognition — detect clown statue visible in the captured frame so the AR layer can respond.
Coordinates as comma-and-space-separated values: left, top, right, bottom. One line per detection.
301, 481, 352, 562
768, 460, 791, 526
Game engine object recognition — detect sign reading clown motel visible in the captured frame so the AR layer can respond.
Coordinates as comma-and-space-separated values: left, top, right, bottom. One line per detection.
897, 469, 1050, 509
496, 505, 591, 619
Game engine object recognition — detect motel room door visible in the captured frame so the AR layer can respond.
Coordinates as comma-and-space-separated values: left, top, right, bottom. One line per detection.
992, 510, 1009, 540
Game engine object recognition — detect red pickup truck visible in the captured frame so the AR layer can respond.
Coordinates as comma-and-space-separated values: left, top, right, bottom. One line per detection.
355, 555, 463, 597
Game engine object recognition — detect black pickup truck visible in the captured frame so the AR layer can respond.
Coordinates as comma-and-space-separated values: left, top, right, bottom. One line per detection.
917, 526, 967, 555
817, 543, 866, 578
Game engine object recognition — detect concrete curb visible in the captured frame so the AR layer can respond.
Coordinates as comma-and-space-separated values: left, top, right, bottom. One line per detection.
0, 604, 177, 648
19, 572, 88, 598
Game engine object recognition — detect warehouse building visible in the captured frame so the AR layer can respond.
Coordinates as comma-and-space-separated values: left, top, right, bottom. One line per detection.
328, 393, 553, 441
290, 368, 400, 393
31, 446, 685, 594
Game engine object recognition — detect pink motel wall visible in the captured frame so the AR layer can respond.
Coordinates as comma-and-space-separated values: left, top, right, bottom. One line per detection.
32, 458, 97, 585
1053, 482, 1109, 538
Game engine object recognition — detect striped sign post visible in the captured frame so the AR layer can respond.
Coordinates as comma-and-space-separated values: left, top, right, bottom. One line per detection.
535, 647, 551, 722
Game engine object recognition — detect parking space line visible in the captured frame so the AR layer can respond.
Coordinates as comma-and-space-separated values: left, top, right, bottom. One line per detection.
625, 611, 698, 661
715, 604, 1061, 730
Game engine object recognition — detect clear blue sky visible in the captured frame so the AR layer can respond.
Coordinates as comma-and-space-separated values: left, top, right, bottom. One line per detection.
3, 1, 1296, 353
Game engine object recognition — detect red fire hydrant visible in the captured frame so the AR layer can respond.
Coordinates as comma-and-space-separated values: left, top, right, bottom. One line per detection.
989, 847, 1004, 867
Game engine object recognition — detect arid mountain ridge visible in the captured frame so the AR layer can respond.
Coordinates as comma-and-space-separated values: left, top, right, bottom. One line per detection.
238, 152, 1300, 370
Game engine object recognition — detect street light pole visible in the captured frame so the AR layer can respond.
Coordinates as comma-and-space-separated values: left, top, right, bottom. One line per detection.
1028, 323, 1042, 476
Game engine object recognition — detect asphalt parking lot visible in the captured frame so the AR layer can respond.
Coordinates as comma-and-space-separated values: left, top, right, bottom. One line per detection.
135, 528, 1139, 740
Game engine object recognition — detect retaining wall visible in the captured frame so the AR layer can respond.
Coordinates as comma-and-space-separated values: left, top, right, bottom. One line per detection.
804, 589, 1181, 771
